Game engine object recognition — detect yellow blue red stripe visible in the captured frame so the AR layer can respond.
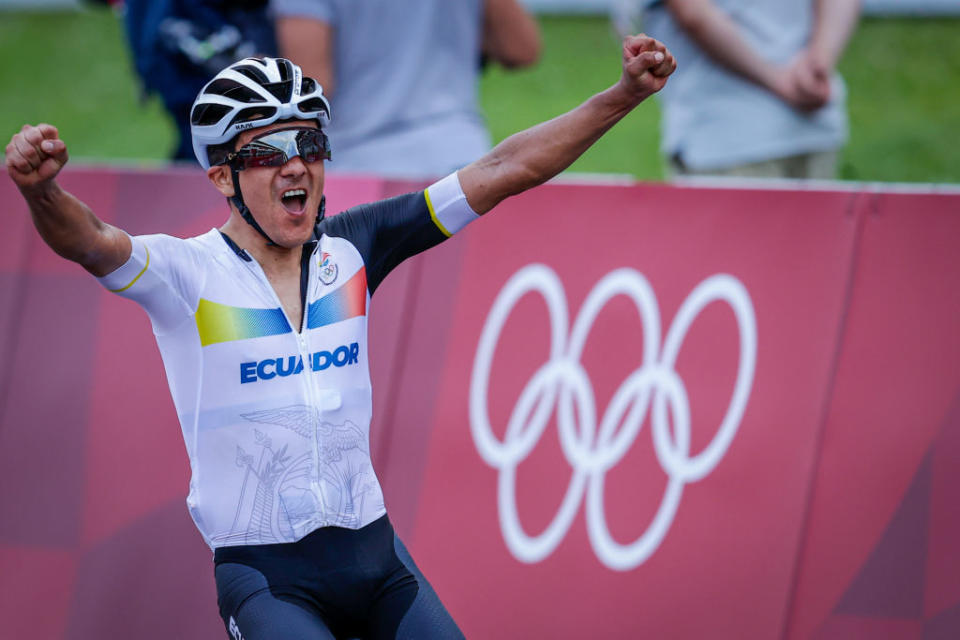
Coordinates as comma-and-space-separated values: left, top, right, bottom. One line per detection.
196, 299, 290, 347
307, 267, 368, 329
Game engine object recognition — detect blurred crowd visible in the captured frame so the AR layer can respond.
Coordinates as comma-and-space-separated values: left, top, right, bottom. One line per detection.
93, 0, 540, 179
98, 0, 860, 181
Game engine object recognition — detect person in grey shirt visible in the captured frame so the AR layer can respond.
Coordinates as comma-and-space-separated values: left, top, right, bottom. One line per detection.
272, 0, 541, 179
632, 0, 860, 179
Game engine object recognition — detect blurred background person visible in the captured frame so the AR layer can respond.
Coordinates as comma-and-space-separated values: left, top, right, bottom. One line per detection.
122, 0, 278, 162
617, 0, 861, 179
272, 0, 541, 179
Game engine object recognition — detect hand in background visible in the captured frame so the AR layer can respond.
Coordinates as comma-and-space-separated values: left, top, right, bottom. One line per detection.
772, 50, 832, 112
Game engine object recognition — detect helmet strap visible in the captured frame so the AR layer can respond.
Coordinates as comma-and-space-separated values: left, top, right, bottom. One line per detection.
229, 166, 327, 247
229, 165, 278, 247
312, 195, 326, 241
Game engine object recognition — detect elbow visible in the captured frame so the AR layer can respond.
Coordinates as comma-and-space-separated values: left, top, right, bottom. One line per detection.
484, 13, 542, 70
470, 150, 546, 215
503, 34, 542, 69
499, 156, 544, 197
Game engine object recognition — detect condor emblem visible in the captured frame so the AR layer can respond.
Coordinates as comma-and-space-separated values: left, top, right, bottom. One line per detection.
318, 251, 338, 285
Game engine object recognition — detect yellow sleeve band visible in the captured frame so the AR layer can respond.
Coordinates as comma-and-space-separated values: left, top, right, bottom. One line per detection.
109, 245, 150, 293
424, 188, 453, 238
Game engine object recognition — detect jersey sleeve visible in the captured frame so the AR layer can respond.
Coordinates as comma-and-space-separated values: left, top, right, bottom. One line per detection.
96, 233, 205, 334
322, 171, 480, 294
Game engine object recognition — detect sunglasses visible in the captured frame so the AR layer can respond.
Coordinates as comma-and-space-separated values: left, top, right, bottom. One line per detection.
225, 127, 331, 171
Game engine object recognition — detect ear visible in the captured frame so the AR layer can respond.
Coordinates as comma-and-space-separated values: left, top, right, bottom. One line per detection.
207, 165, 235, 197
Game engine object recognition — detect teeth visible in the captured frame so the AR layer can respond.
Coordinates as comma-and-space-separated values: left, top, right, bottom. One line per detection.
282, 189, 306, 199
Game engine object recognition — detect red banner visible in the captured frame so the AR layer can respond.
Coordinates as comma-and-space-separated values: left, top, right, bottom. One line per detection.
403, 183, 858, 638
0, 170, 957, 639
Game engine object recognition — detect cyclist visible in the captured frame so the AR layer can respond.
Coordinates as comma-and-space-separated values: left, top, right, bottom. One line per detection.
5, 35, 675, 640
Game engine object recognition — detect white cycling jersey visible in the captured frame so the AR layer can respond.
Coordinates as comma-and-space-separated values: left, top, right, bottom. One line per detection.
97, 172, 477, 549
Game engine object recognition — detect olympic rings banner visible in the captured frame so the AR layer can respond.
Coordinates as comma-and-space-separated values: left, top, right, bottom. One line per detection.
468, 265, 757, 571
0, 170, 958, 639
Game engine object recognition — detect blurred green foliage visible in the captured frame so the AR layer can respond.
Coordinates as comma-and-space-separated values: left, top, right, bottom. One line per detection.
0, 7, 170, 165
1, 9, 957, 182
835, 17, 960, 182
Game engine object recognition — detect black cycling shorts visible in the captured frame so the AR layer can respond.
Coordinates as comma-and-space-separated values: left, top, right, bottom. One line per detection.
214, 515, 464, 639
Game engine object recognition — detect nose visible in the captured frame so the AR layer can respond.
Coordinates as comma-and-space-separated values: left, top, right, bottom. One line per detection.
280, 154, 308, 177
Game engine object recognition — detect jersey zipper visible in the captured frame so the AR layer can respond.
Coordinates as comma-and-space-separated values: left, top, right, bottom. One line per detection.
240, 250, 327, 526
298, 245, 326, 523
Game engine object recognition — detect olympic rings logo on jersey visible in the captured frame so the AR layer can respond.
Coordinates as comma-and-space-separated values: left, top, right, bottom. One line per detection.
469, 265, 757, 571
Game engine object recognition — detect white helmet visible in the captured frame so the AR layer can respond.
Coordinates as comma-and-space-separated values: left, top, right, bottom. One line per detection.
190, 56, 331, 169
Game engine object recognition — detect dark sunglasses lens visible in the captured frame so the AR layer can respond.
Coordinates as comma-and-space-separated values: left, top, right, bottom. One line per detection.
229, 129, 329, 169
296, 130, 330, 162
244, 151, 287, 169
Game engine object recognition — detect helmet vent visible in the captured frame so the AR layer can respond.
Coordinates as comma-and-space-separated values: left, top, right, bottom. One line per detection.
207, 78, 265, 103
277, 59, 293, 82
264, 80, 294, 103
231, 106, 278, 126
301, 77, 317, 94
191, 103, 232, 127
232, 64, 270, 85
297, 98, 329, 116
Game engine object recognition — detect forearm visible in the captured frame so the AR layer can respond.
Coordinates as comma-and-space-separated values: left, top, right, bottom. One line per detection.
810, 0, 861, 68
461, 84, 642, 214
7, 123, 130, 275
22, 181, 130, 276
665, 0, 778, 90
459, 34, 673, 214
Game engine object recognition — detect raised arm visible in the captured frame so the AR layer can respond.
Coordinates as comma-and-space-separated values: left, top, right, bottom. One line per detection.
5, 124, 130, 276
458, 34, 675, 215
482, 0, 542, 69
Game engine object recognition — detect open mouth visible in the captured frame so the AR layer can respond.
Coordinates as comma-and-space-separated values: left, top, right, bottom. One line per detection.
280, 188, 308, 214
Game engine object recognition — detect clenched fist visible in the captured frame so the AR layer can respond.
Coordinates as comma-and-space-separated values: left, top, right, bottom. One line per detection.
5, 124, 69, 192
619, 34, 677, 101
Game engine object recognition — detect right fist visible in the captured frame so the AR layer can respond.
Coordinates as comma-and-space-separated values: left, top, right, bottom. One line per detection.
5, 124, 69, 191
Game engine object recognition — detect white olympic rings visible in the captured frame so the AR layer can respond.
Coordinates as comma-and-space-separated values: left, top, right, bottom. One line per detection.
469, 265, 757, 571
